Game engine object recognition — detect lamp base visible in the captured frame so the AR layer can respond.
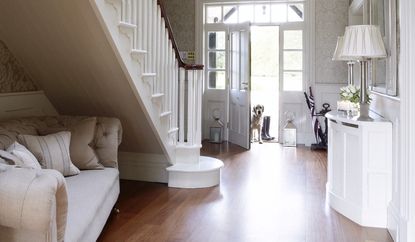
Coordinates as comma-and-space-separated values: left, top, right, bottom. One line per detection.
357, 103, 373, 121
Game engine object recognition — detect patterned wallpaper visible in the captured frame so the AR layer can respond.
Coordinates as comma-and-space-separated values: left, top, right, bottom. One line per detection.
165, 0, 349, 84
164, 0, 195, 52
315, 0, 350, 84
0, 40, 38, 93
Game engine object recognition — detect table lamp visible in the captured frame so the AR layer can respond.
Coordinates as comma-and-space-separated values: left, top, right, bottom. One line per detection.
340, 25, 387, 121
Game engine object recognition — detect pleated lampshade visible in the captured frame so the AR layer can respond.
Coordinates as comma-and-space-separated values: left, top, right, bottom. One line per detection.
332, 36, 350, 61
340, 25, 387, 59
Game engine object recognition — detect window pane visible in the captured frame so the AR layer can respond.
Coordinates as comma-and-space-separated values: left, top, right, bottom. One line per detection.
208, 51, 226, 69
284, 51, 303, 70
208, 71, 226, 89
239, 5, 254, 23
288, 4, 304, 22
284, 30, 303, 49
284, 72, 303, 91
254, 4, 270, 23
207, 6, 222, 23
208, 32, 226, 50
271, 4, 287, 23
223, 6, 238, 23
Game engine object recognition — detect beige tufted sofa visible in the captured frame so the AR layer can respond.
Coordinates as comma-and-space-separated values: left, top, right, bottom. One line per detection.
0, 116, 122, 242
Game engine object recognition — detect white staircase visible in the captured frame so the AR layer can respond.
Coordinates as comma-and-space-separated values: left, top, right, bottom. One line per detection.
93, 0, 223, 188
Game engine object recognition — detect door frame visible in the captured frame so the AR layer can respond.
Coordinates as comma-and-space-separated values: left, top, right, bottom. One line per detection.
196, 0, 316, 145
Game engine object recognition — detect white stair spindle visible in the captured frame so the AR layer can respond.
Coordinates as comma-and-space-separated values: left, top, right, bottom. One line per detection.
179, 67, 185, 143
137, 0, 142, 50
197, 70, 203, 144
152, 0, 157, 75
142, 0, 148, 72
147, 0, 153, 73
187, 70, 194, 145
121, 0, 126, 22
127, 0, 131, 23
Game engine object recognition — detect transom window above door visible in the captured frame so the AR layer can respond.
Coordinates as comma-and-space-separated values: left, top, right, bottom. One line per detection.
206, 2, 304, 24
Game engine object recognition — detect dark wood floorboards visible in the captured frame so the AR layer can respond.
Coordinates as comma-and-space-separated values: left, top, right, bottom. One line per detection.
98, 142, 393, 242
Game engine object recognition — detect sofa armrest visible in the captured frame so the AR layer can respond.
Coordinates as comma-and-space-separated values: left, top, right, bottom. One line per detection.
0, 166, 68, 241
94, 117, 122, 167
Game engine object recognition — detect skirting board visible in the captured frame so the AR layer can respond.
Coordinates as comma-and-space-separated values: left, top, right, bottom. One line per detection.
118, 152, 169, 183
388, 203, 399, 241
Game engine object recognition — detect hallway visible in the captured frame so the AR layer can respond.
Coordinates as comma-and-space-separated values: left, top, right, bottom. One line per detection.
99, 142, 392, 242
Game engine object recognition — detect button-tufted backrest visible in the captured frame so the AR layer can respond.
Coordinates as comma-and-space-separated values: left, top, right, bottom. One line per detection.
0, 116, 122, 167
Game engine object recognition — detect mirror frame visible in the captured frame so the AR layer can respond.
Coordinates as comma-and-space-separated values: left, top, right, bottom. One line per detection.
369, 0, 399, 97
349, 0, 399, 97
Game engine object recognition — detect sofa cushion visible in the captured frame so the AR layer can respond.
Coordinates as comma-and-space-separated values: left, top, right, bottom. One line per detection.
39, 117, 103, 170
17, 132, 80, 176
64, 168, 119, 242
5, 142, 41, 169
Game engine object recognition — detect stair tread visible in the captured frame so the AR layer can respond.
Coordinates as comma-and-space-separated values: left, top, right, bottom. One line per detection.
168, 127, 179, 133
152, 93, 164, 98
160, 111, 172, 117
118, 21, 137, 28
167, 156, 224, 172
142, 73, 156, 77
131, 49, 147, 55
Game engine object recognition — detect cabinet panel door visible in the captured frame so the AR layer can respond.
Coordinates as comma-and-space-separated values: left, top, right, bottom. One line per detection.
345, 132, 362, 205
331, 125, 345, 198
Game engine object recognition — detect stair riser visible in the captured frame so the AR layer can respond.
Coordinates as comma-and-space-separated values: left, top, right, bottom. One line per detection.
168, 170, 221, 188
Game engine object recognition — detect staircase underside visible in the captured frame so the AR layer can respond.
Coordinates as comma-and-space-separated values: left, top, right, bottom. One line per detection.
0, 0, 165, 155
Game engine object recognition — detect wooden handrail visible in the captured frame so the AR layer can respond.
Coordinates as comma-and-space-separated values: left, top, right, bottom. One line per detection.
157, 0, 204, 70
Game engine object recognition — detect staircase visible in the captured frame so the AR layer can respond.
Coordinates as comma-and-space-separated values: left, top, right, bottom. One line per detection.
92, 0, 223, 188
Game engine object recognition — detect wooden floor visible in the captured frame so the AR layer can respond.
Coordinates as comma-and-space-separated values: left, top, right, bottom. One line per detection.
98, 142, 393, 242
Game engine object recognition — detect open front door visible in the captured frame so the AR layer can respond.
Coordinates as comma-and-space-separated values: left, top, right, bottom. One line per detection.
228, 23, 251, 149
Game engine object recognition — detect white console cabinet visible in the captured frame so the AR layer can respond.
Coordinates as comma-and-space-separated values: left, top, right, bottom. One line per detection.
326, 111, 392, 228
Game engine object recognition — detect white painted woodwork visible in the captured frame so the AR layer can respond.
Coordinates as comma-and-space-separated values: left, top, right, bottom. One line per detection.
228, 23, 251, 149
0, 91, 58, 120
0, 0, 163, 155
99, 0, 223, 187
326, 111, 392, 228
166, 156, 224, 188
393, 0, 415, 240
0, 0, 223, 187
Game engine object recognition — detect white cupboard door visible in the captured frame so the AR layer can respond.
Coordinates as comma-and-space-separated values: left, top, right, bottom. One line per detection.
228, 23, 251, 149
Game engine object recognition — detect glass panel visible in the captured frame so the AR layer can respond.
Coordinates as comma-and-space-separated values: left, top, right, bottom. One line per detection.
223, 6, 238, 23
284, 51, 303, 70
208, 71, 226, 89
231, 32, 240, 90
284, 72, 303, 91
288, 4, 304, 22
208, 51, 226, 69
284, 30, 303, 49
207, 6, 222, 23
239, 4, 254, 23
208, 32, 226, 50
271, 4, 287, 23
254, 4, 270, 23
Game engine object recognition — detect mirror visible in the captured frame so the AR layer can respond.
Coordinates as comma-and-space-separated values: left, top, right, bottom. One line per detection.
368, 0, 399, 96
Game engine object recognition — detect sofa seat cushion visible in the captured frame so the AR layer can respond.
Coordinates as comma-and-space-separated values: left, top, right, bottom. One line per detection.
64, 168, 119, 242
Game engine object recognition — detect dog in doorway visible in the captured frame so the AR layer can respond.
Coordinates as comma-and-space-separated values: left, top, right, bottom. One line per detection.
251, 104, 265, 144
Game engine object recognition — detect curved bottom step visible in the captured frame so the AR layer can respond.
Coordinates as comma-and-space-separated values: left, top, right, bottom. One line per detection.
166, 156, 224, 188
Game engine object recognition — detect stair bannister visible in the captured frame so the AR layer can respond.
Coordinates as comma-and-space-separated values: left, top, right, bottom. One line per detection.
100, 0, 224, 187
157, 0, 204, 155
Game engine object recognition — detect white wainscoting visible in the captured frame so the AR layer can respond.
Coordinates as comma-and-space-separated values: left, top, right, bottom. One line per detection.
118, 152, 169, 183
0, 91, 58, 120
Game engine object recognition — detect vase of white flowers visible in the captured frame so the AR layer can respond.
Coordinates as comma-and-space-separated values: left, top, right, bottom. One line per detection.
338, 85, 369, 116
